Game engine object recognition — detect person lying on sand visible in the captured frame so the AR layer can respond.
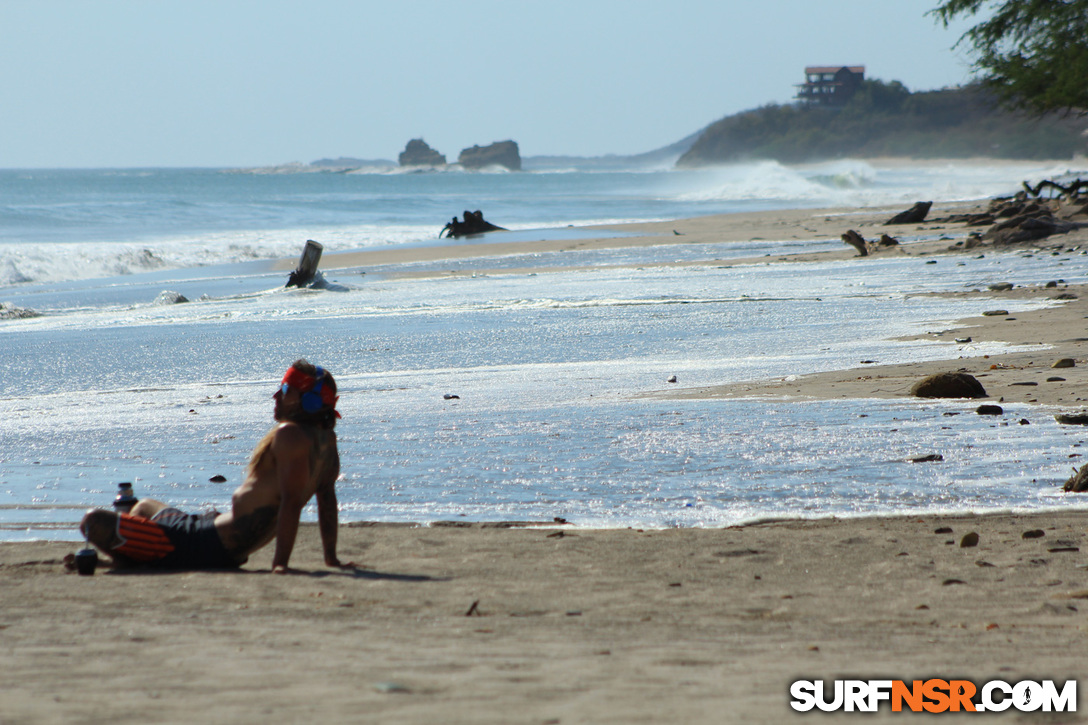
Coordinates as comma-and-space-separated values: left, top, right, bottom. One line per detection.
78, 360, 354, 574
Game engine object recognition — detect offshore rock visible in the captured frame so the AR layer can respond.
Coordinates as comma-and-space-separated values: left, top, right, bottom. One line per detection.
458, 140, 521, 171
910, 372, 987, 399
398, 138, 447, 167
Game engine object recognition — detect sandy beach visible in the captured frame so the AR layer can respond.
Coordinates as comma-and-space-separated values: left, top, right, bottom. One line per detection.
3, 513, 1086, 723
5, 201, 1088, 723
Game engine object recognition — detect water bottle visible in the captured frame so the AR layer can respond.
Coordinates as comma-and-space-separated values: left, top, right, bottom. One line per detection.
112, 482, 138, 513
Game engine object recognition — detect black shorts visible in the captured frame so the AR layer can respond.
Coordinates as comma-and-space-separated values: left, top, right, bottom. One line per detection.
115, 508, 244, 570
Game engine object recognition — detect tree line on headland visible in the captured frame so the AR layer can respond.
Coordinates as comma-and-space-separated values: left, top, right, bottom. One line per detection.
681, 1, 1087, 166
676, 80, 1087, 167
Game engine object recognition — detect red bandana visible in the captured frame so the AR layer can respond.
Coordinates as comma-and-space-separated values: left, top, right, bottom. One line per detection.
278, 366, 340, 415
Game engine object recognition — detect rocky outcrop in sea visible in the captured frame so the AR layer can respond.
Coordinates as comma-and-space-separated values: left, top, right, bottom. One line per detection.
399, 139, 447, 168
458, 141, 521, 171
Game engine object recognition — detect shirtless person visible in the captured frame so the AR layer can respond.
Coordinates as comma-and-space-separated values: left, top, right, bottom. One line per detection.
80, 360, 349, 573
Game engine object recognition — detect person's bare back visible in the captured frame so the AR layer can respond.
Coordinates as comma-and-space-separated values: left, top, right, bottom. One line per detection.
80, 360, 350, 573
216, 419, 341, 569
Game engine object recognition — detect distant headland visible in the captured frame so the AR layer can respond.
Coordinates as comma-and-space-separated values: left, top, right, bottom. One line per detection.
237, 67, 1087, 175
678, 76, 1087, 167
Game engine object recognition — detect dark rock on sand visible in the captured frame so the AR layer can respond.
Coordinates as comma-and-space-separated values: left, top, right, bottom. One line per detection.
960, 532, 979, 548
976, 405, 1004, 415
884, 201, 932, 225
910, 372, 987, 399
982, 201, 1083, 246
1055, 412, 1088, 425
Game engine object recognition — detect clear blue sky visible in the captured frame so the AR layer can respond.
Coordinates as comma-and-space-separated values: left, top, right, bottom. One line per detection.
0, 0, 976, 168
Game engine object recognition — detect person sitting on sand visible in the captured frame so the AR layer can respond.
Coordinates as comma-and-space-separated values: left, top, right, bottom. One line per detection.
79, 360, 353, 574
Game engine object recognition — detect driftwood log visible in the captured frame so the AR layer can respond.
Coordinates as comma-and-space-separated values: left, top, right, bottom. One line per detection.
1023, 178, 1087, 199
440, 210, 506, 238
285, 240, 323, 288
841, 229, 868, 256
1064, 465, 1088, 492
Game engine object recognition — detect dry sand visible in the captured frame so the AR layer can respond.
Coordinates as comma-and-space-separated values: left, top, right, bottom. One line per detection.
3, 515, 1086, 723
5, 203, 1088, 723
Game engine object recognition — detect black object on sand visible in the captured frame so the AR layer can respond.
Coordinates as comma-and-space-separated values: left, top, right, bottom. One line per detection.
74, 547, 98, 576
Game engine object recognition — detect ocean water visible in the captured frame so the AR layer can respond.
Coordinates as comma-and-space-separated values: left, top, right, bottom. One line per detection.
2, 158, 1087, 541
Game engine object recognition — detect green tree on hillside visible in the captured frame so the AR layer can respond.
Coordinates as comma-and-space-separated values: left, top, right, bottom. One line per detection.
931, 0, 1088, 115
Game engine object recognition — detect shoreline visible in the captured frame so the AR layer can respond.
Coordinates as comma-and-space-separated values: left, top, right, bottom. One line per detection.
299, 201, 990, 276
650, 280, 1088, 409
310, 199, 1088, 409
4, 510, 1086, 722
